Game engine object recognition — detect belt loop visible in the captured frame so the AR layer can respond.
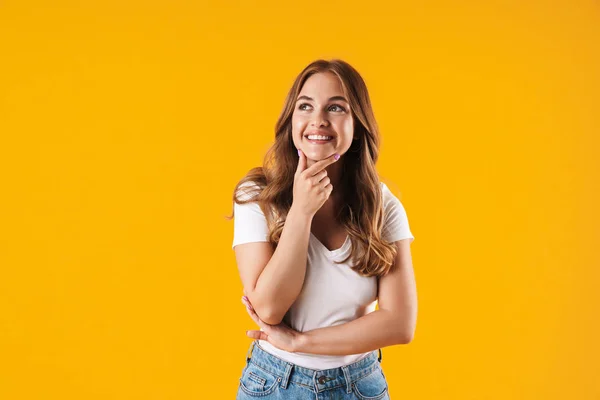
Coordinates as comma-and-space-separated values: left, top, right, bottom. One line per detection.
280, 362, 293, 389
246, 340, 256, 362
378, 348, 382, 363
341, 365, 352, 394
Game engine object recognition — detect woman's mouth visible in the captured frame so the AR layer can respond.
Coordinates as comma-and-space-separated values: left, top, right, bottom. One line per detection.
305, 135, 334, 144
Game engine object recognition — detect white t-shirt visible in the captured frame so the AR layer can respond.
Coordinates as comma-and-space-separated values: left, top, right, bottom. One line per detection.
232, 181, 415, 369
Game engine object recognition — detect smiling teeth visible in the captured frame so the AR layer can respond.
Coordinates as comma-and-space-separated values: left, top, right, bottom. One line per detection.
307, 135, 332, 140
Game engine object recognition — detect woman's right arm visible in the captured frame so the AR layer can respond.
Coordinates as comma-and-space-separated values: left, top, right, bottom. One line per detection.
234, 151, 339, 325
234, 203, 311, 325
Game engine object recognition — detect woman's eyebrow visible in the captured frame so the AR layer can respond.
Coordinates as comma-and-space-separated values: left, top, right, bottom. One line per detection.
296, 95, 348, 103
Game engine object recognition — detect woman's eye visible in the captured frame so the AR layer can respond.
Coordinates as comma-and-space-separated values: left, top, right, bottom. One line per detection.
329, 104, 346, 112
298, 103, 346, 112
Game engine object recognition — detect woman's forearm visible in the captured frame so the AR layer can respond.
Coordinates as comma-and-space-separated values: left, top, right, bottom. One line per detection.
294, 309, 411, 356
250, 205, 312, 325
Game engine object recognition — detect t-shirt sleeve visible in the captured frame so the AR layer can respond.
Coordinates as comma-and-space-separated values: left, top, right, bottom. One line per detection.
381, 182, 415, 244
231, 182, 270, 249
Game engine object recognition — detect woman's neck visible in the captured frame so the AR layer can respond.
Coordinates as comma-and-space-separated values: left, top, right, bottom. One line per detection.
306, 157, 343, 189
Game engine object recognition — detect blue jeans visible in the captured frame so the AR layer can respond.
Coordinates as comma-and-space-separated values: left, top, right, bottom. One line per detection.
236, 340, 391, 399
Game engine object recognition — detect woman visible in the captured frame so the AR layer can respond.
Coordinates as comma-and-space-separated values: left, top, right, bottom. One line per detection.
229, 59, 416, 399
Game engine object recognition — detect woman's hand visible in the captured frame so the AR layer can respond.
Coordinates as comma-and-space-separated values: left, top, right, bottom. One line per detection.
241, 295, 304, 353
292, 150, 339, 217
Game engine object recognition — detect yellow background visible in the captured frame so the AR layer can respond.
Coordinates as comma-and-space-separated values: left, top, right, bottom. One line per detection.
1, 1, 599, 398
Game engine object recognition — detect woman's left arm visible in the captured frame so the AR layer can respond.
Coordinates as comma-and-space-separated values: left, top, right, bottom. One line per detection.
296, 238, 417, 355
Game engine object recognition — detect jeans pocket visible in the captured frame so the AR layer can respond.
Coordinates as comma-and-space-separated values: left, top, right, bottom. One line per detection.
239, 362, 282, 397
352, 367, 389, 400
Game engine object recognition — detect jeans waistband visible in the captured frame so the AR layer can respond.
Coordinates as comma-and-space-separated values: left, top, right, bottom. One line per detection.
245, 340, 383, 394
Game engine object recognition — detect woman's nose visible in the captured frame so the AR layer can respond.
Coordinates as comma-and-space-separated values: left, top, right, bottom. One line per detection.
311, 111, 329, 127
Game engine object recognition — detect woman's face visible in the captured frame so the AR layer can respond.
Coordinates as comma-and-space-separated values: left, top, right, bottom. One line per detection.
291, 72, 354, 161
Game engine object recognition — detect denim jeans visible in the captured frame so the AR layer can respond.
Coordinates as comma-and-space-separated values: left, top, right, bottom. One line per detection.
236, 340, 390, 399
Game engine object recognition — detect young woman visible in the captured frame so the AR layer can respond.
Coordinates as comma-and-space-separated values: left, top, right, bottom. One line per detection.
229, 59, 417, 399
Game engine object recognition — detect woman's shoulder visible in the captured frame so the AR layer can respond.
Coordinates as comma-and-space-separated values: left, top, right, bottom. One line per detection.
380, 181, 406, 208
235, 180, 263, 202
380, 181, 395, 201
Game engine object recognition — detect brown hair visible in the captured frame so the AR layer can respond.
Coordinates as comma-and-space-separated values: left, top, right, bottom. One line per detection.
226, 59, 398, 277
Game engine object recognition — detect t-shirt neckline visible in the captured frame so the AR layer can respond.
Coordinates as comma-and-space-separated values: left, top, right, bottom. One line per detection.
309, 232, 350, 257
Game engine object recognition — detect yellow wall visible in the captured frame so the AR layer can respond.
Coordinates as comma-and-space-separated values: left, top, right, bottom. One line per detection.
1, 1, 598, 398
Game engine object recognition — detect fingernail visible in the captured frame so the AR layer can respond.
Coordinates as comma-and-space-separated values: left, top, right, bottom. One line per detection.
334, 154, 340, 160
242, 296, 248, 302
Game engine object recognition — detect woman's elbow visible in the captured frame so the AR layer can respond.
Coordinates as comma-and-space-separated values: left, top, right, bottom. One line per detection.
244, 289, 288, 325
395, 320, 416, 344
255, 307, 284, 325
397, 329, 415, 344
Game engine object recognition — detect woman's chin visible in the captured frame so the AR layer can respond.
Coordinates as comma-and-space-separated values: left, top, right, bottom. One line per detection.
303, 147, 336, 159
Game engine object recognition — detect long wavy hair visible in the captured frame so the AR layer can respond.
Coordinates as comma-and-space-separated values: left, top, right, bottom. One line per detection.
226, 59, 399, 277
